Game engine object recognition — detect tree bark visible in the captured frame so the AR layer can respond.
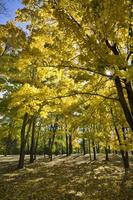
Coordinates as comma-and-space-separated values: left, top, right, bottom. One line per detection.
18, 113, 29, 169
124, 81, 133, 115
34, 122, 41, 160
92, 140, 96, 160
69, 135, 72, 155
114, 76, 133, 131
30, 118, 36, 163
66, 133, 69, 156
49, 131, 56, 161
88, 139, 92, 160
106, 40, 133, 130
96, 143, 100, 153
114, 125, 129, 170
105, 146, 109, 161
111, 108, 130, 170
83, 138, 86, 155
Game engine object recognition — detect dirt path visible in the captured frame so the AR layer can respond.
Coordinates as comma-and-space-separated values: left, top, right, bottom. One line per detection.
0, 154, 132, 200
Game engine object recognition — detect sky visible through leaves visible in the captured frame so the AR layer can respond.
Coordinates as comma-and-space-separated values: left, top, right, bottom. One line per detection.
0, 0, 23, 24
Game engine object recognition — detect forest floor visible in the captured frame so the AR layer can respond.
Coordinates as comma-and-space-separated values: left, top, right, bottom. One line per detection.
0, 154, 133, 200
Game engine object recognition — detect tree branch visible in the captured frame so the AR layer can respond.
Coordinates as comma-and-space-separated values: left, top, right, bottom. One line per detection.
51, 92, 119, 101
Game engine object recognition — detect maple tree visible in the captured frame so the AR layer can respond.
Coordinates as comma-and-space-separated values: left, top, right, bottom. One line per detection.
0, 0, 132, 172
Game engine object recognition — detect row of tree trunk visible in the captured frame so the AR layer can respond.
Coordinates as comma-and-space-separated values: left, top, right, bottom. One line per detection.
18, 112, 131, 172
18, 115, 39, 169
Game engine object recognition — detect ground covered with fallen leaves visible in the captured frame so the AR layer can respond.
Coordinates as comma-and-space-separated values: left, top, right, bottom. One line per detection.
0, 154, 133, 200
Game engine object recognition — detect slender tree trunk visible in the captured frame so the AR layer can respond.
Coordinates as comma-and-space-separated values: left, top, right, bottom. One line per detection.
34, 130, 40, 160
49, 132, 56, 161
124, 80, 133, 115
66, 134, 69, 156
30, 118, 36, 164
83, 138, 86, 155
69, 135, 72, 155
114, 76, 133, 131
96, 143, 100, 153
108, 146, 111, 153
105, 146, 109, 161
34, 122, 41, 160
92, 140, 96, 160
114, 125, 129, 170
122, 128, 129, 169
18, 113, 28, 169
48, 137, 52, 158
88, 139, 92, 160
106, 40, 133, 130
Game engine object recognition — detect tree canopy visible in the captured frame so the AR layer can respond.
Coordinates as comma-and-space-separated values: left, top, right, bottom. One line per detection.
0, 0, 133, 171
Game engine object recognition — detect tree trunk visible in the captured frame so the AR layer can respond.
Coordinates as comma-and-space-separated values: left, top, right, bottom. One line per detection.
124, 80, 133, 115
34, 130, 39, 161
106, 40, 133, 130
88, 139, 92, 160
83, 138, 86, 155
105, 146, 109, 161
66, 134, 69, 156
108, 146, 111, 153
114, 125, 129, 170
114, 76, 133, 131
92, 140, 96, 160
34, 122, 41, 160
122, 128, 129, 169
30, 118, 36, 164
69, 135, 72, 155
18, 113, 28, 169
49, 132, 56, 161
96, 143, 100, 153
48, 137, 52, 159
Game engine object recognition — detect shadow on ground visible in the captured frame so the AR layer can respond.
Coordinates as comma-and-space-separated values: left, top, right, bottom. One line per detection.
0, 154, 132, 200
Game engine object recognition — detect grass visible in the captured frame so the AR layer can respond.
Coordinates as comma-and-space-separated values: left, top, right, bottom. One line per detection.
0, 154, 133, 200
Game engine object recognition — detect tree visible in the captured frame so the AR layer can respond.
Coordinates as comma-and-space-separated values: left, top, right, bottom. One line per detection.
0, 0, 133, 171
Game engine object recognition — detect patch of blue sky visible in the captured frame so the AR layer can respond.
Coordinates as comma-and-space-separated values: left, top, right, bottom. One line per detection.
0, 0, 23, 24
0, 0, 29, 34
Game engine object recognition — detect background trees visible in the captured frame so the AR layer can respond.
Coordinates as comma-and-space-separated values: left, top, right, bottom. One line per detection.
0, 0, 132, 170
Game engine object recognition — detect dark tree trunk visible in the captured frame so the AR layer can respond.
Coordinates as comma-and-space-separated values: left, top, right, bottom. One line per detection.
105, 147, 109, 161
48, 137, 52, 158
108, 146, 111, 153
34, 122, 41, 160
122, 128, 129, 169
124, 81, 133, 115
106, 40, 133, 130
96, 143, 100, 153
34, 131, 39, 161
114, 76, 133, 131
83, 138, 86, 155
30, 118, 36, 164
114, 125, 129, 170
66, 134, 69, 156
49, 132, 56, 161
69, 135, 72, 155
18, 113, 28, 169
88, 139, 92, 160
92, 140, 96, 160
